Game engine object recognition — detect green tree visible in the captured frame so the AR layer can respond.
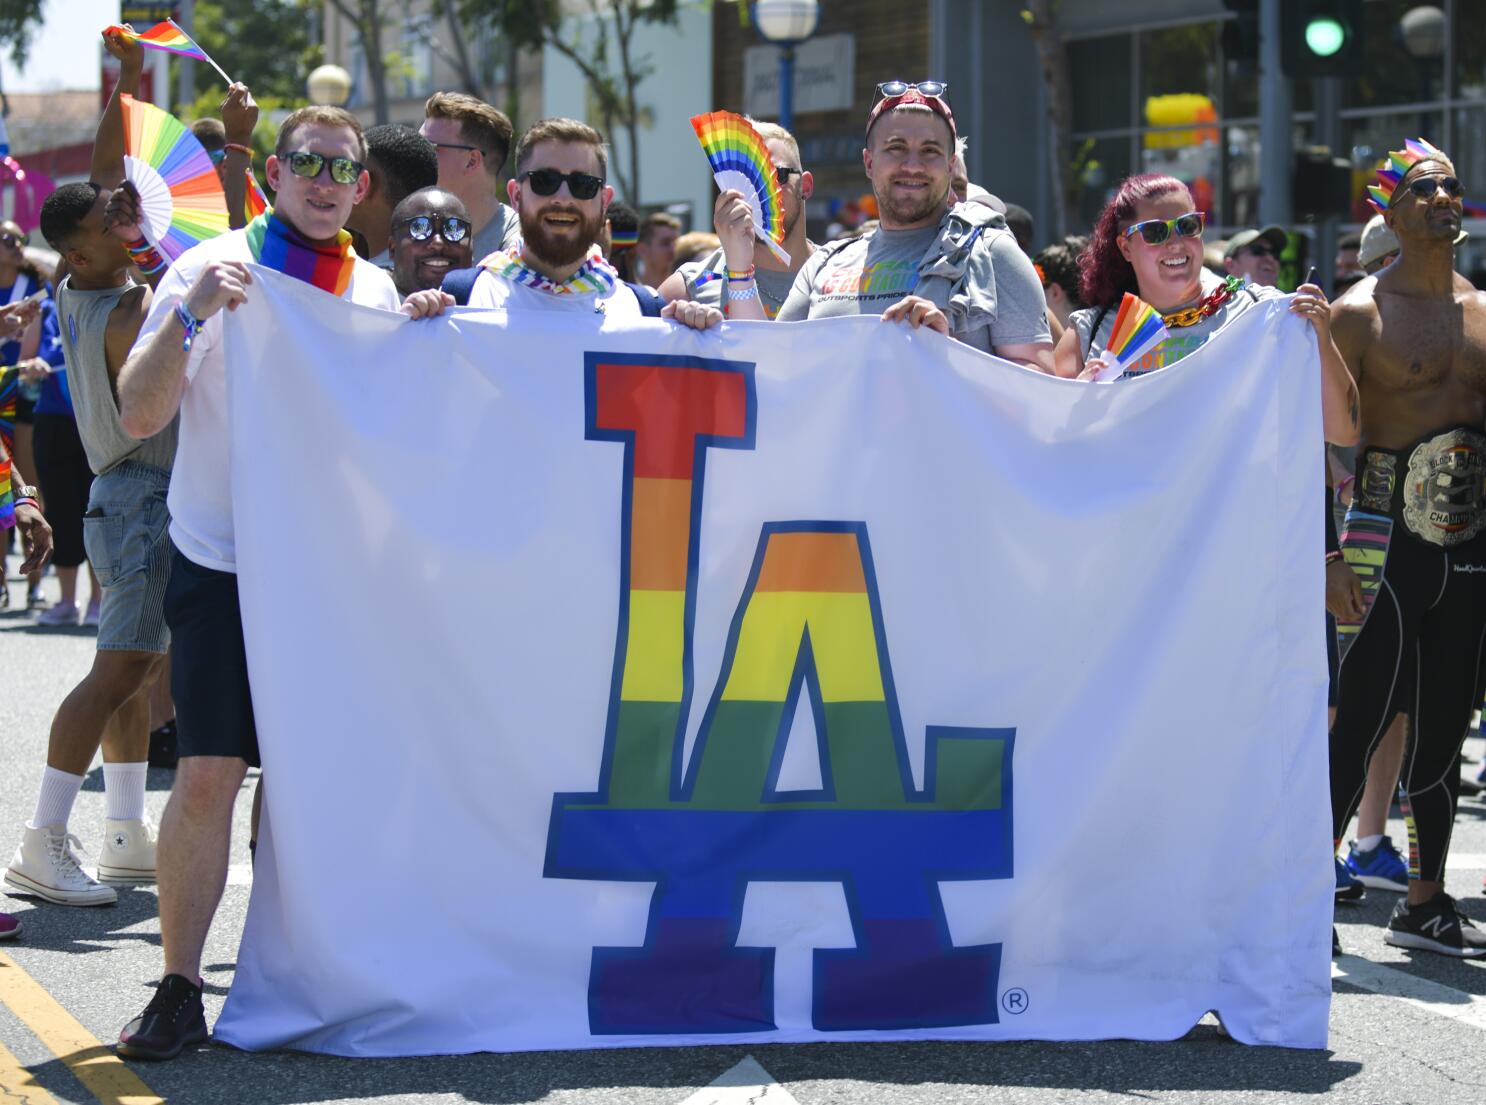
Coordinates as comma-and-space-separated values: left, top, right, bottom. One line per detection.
189, 0, 322, 102
0, 0, 45, 67
460, 0, 684, 203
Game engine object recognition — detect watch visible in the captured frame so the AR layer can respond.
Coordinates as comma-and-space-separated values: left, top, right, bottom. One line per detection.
13, 484, 37, 500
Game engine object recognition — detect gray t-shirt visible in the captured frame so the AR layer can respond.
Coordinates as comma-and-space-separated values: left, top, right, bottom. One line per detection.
1068, 268, 1284, 379
676, 247, 804, 319
775, 211, 1050, 352
472, 203, 522, 263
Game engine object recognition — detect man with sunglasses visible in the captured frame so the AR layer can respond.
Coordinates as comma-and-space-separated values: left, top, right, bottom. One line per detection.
732, 82, 1052, 370
1222, 225, 1286, 288
1327, 141, 1486, 958
421, 92, 520, 264
346, 124, 440, 270
112, 105, 450, 1061
658, 119, 815, 319
461, 118, 718, 332
390, 188, 474, 298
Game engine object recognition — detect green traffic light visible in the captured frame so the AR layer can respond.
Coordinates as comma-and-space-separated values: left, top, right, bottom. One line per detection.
1305, 16, 1347, 57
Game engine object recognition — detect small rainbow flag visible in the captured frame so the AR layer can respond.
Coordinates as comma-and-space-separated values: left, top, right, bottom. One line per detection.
106, 20, 232, 85
690, 110, 790, 265
0, 453, 13, 530
1096, 292, 1169, 380
244, 168, 270, 221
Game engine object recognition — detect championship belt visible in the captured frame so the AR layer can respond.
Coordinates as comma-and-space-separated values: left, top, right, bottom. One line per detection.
1402, 428, 1486, 546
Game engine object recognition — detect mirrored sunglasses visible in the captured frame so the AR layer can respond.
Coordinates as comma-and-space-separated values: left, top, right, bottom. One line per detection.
875, 80, 949, 100
285, 151, 364, 186
519, 168, 604, 200
1123, 212, 1205, 246
396, 214, 472, 243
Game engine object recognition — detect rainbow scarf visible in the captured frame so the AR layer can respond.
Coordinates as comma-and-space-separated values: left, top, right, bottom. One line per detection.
481, 244, 618, 297
0, 453, 13, 530
245, 210, 356, 297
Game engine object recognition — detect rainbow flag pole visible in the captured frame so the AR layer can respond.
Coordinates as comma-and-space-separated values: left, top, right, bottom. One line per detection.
109, 19, 233, 86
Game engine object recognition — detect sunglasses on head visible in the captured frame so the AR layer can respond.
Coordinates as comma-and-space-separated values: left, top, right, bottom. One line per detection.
285, 150, 364, 186
875, 80, 949, 100
519, 168, 604, 200
1405, 174, 1464, 201
395, 213, 471, 244
1122, 212, 1205, 245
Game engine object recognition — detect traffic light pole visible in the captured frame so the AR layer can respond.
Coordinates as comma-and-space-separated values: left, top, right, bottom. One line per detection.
1313, 75, 1342, 294
1258, 0, 1293, 227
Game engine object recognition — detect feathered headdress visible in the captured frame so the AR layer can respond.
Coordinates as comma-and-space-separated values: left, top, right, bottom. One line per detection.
1367, 137, 1450, 214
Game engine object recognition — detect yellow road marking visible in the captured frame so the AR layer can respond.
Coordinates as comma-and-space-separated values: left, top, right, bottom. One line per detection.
0, 953, 163, 1105
0, 1035, 62, 1104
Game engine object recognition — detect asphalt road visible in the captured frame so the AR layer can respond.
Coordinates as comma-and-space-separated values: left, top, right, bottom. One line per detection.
5, 567, 1486, 1104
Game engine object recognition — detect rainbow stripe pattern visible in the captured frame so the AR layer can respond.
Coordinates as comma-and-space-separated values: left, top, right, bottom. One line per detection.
1336, 509, 1393, 659
1104, 292, 1169, 372
0, 367, 16, 455
0, 453, 12, 530
109, 20, 210, 63
245, 211, 356, 297
544, 352, 1014, 1034
121, 94, 230, 262
690, 111, 790, 265
1367, 137, 1447, 214
243, 169, 270, 221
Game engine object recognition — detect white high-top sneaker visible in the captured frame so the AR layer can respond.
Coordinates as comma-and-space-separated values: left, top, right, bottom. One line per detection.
4, 823, 118, 906
98, 818, 157, 883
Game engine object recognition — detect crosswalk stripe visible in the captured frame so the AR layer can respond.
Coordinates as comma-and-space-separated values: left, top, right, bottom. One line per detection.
1333, 954, 1486, 1032
0, 1034, 61, 1104
0, 953, 163, 1105
677, 1055, 800, 1105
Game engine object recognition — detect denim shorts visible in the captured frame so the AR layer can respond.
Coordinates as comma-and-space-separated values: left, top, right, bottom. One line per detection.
80, 461, 172, 653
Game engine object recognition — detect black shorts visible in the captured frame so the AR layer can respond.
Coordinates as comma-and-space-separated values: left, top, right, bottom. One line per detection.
31, 412, 93, 568
164, 547, 260, 767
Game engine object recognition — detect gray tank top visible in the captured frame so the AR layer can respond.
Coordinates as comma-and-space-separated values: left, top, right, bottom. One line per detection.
57, 276, 177, 475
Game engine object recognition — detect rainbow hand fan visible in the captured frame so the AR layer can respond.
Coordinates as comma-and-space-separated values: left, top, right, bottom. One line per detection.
690, 111, 790, 265
1092, 292, 1169, 381
120, 94, 230, 262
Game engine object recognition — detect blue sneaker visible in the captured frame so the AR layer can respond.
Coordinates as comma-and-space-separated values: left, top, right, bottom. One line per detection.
1336, 856, 1365, 903
1346, 836, 1408, 892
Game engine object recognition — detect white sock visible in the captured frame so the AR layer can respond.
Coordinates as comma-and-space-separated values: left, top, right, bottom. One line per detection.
103, 762, 148, 823
31, 766, 85, 829
1356, 834, 1384, 853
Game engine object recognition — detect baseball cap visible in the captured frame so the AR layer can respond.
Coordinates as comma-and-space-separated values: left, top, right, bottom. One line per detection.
1357, 214, 1400, 268
1223, 226, 1288, 260
866, 88, 957, 144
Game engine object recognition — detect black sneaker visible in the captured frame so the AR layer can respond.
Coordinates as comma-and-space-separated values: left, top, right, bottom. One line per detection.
147, 722, 178, 770
1384, 892, 1486, 958
117, 974, 207, 1060
1333, 927, 1342, 957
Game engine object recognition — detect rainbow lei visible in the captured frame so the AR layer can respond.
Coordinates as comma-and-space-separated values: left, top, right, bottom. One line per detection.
1367, 137, 1448, 214
245, 210, 356, 297
481, 245, 618, 297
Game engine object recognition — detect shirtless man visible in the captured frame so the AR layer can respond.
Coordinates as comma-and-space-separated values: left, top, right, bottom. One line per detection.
1328, 140, 1486, 957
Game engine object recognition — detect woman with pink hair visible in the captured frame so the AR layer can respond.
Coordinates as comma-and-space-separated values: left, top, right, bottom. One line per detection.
1053, 175, 1355, 446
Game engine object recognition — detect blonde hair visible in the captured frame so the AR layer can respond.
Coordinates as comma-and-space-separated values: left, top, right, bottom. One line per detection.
747, 118, 801, 167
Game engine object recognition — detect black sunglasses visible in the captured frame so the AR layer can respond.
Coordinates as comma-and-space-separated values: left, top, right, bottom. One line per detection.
519, 168, 605, 200
431, 141, 479, 153
776, 166, 802, 186
1122, 212, 1205, 246
1241, 244, 1278, 259
0, 232, 23, 248
395, 213, 472, 243
1406, 174, 1464, 201
285, 150, 364, 186
875, 80, 949, 100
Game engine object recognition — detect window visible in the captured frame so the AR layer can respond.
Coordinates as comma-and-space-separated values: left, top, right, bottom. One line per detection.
1068, 35, 1132, 134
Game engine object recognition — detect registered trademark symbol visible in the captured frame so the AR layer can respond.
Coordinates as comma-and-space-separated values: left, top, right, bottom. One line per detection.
1002, 987, 1029, 1015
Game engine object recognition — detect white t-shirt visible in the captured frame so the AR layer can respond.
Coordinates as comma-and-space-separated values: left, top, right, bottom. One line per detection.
136, 228, 402, 572
467, 268, 644, 317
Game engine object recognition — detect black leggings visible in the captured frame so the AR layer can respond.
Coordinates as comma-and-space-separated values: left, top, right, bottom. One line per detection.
31, 413, 92, 568
1330, 508, 1486, 881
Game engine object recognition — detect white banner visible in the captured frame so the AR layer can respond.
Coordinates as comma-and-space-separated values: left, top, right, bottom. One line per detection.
215, 270, 1332, 1056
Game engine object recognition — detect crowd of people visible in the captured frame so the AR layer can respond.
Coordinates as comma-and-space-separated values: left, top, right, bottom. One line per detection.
0, 21, 1480, 1062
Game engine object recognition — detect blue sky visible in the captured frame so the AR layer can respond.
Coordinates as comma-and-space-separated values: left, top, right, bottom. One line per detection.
1, 0, 118, 93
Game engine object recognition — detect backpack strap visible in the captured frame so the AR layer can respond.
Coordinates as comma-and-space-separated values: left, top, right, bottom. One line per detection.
625, 281, 666, 318
440, 267, 483, 306
1084, 303, 1112, 361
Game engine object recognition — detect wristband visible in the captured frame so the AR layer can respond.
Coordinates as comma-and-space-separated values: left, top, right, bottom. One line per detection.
125, 236, 166, 276
224, 142, 253, 157
14, 495, 37, 510
1325, 549, 1345, 565
726, 265, 756, 283
726, 282, 759, 302
174, 300, 204, 352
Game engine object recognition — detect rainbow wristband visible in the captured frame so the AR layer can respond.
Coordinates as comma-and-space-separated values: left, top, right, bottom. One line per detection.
726, 265, 756, 283
125, 236, 166, 276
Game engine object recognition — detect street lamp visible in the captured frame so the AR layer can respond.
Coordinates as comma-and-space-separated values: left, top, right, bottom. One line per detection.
752, 0, 820, 131
307, 64, 353, 107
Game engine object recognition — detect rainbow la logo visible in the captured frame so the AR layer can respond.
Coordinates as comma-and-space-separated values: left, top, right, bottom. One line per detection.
544, 353, 1015, 1034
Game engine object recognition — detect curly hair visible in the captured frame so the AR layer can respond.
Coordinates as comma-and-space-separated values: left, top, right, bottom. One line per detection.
1034, 235, 1087, 308
1079, 174, 1190, 309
